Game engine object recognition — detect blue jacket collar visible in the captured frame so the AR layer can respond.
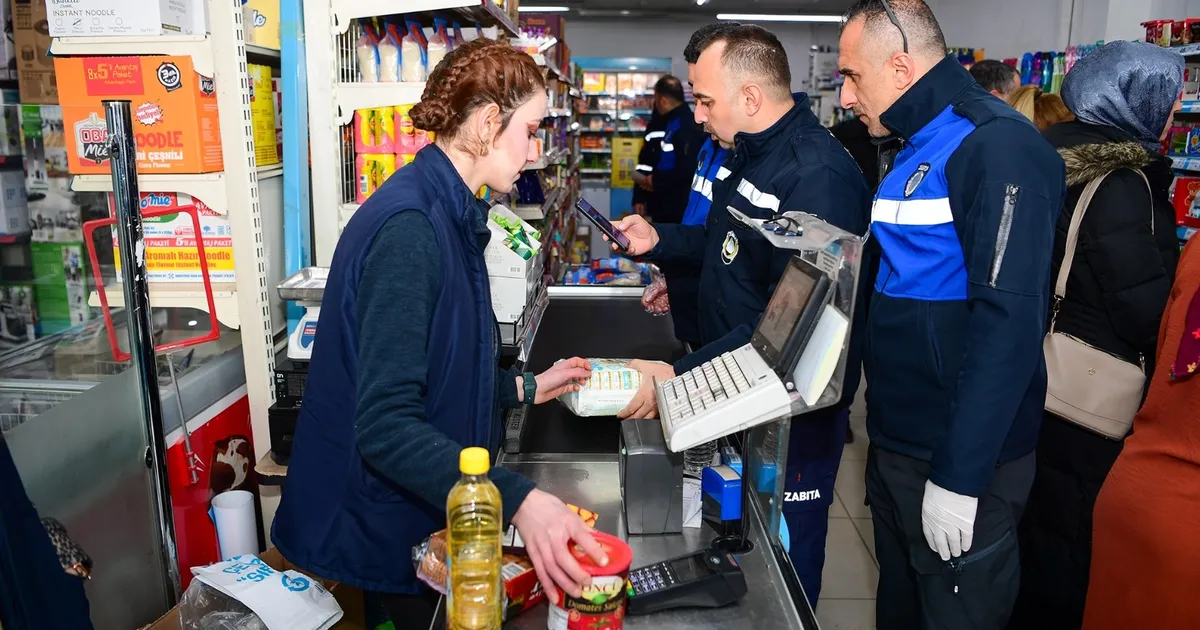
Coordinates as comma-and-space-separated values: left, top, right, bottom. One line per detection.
415, 144, 490, 234
734, 92, 817, 157
880, 56, 976, 141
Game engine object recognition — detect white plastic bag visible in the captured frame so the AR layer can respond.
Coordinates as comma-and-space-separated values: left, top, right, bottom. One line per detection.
190, 555, 343, 630
557, 358, 642, 417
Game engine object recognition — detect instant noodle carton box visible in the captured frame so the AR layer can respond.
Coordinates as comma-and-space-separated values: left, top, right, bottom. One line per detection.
108, 192, 235, 284
55, 55, 223, 175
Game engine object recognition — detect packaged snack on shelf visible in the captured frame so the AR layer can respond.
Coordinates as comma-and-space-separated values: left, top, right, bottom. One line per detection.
376, 27, 401, 83
428, 17, 452, 70
557, 358, 642, 417
1173, 176, 1200, 225
56, 55, 223, 174
243, 0, 281, 50
591, 257, 639, 274
108, 192, 235, 284
355, 154, 396, 204
248, 64, 279, 167
353, 107, 395, 153
46, 0, 206, 37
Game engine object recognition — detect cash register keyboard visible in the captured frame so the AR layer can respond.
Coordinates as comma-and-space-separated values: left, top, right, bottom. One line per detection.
656, 345, 793, 452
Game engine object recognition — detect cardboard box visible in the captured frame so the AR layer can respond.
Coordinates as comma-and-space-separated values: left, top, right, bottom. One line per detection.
45, 0, 205, 37
142, 547, 365, 630
243, 0, 279, 50
0, 170, 28, 236
55, 55, 224, 174
491, 275, 528, 323
247, 63, 278, 167
109, 192, 235, 283
12, 0, 57, 104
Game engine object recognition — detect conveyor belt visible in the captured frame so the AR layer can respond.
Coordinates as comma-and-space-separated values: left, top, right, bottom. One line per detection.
518, 296, 686, 453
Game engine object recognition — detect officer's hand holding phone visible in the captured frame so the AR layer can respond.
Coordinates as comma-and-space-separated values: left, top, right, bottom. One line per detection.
609, 215, 660, 256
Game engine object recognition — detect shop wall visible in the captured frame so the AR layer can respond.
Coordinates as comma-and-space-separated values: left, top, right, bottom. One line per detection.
563, 19, 841, 91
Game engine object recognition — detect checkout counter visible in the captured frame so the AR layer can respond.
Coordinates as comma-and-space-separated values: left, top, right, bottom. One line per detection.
430, 287, 820, 629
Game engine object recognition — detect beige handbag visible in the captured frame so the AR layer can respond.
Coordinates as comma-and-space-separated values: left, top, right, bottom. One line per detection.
1043, 169, 1150, 440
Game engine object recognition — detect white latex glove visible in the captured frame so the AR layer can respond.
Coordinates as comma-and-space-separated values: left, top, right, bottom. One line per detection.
920, 480, 978, 561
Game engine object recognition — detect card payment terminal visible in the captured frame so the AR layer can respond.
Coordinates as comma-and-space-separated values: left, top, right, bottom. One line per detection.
626, 547, 748, 615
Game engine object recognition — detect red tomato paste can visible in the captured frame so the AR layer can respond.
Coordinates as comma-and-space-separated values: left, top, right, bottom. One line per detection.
547, 531, 633, 630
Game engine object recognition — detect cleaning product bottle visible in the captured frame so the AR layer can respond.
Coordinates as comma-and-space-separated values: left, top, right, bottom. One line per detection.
288, 304, 319, 361
446, 447, 503, 630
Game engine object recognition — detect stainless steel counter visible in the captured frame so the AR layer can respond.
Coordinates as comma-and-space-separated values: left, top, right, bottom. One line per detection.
498, 453, 806, 630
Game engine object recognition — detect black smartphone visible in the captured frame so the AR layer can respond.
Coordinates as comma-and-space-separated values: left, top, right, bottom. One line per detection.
576, 197, 632, 251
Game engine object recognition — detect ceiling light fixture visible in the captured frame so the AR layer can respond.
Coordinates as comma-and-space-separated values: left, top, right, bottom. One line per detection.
716, 13, 842, 23
696, 0, 711, 5
518, 5, 571, 12
620, 9, 631, 15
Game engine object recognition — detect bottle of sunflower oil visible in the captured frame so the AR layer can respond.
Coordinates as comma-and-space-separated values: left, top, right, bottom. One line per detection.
447, 447, 503, 630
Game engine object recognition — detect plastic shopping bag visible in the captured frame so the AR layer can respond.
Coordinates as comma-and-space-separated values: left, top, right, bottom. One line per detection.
187, 555, 343, 630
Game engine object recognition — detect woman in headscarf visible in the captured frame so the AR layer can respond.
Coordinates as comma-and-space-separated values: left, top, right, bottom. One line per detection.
1085, 242, 1200, 629
1008, 41, 1182, 630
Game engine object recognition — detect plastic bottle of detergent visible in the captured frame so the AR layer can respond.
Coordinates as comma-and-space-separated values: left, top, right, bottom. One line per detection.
446, 447, 503, 630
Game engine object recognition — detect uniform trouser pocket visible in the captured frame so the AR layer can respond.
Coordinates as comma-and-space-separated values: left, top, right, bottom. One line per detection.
910, 522, 1020, 630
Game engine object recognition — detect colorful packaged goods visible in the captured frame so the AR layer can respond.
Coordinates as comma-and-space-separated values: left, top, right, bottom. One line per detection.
248, 63, 279, 167
395, 104, 434, 155
355, 153, 396, 204
353, 107, 395, 154
1173, 176, 1200, 226
55, 56, 223, 174
109, 192, 235, 283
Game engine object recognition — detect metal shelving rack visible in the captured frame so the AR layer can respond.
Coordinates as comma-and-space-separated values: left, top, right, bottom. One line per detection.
50, 0, 285, 461
304, 0, 525, 265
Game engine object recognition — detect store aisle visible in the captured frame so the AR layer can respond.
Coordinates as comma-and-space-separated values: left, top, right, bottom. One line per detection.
817, 391, 878, 629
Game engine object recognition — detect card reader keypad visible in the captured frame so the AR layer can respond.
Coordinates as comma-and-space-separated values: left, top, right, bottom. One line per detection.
630, 562, 678, 595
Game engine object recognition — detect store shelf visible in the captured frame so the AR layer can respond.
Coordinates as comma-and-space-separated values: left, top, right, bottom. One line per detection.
331, 0, 518, 37
546, 108, 572, 118
524, 147, 569, 171
1171, 155, 1200, 172
511, 188, 566, 221
334, 82, 426, 125
50, 35, 214, 75
1173, 43, 1200, 56
517, 285, 550, 363
580, 168, 611, 175
246, 45, 281, 64
569, 87, 584, 98
581, 148, 611, 154
532, 54, 573, 86
1180, 100, 1200, 114
88, 284, 240, 330
70, 165, 283, 216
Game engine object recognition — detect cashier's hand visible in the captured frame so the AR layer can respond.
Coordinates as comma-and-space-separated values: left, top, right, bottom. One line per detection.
513, 489, 609, 605
607, 215, 659, 256
531, 358, 593, 404
617, 360, 675, 420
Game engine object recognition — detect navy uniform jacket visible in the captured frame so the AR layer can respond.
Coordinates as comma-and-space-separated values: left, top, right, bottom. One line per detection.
633, 113, 665, 214
648, 94, 871, 394
866, 56, 1065, 497
652, 103, 708, 224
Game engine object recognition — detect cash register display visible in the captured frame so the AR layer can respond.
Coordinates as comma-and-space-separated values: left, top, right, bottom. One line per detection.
750, 257, 832, 377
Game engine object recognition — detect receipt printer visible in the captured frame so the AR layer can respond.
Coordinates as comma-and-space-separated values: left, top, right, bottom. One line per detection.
620, 418, 684, 535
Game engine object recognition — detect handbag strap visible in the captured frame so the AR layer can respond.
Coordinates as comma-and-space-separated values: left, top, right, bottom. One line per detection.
1052, 169, 1154, 326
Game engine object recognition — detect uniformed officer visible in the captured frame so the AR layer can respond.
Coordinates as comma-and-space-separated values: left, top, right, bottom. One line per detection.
614, 24, 871, 608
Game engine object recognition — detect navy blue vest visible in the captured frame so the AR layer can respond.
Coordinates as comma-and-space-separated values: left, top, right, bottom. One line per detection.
271, 146, 498, 594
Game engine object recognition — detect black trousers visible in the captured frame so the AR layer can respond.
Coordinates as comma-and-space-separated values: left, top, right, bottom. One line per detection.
377, 589, 441, 630
866, 445, 1034, 630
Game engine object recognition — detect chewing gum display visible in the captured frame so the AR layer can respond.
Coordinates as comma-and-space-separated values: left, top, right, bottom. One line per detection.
56, 55, 223, 174
356, 153, 396, 204
354, 107, 395, 153
557, 359, 643, 417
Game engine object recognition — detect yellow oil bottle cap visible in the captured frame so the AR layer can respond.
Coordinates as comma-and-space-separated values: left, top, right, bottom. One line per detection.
460, 447, 491, 476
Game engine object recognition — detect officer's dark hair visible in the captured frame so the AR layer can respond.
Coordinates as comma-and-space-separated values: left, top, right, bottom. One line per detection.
654, 75, 686, 104
969, 60, 1020, 96
684, 22, 739, 64
842, 0, 947, 61
696, 24, 791, 101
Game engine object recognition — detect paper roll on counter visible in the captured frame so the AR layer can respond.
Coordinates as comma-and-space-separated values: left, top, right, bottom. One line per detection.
212, 490, 258, 560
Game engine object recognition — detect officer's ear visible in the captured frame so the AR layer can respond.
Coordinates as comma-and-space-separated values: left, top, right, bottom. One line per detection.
741, 83, 765, 118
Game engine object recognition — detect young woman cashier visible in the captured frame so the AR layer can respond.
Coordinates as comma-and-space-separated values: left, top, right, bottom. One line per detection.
272, 38, 609, 628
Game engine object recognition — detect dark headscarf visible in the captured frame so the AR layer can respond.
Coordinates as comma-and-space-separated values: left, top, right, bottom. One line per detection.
1061, 40, 1184, 150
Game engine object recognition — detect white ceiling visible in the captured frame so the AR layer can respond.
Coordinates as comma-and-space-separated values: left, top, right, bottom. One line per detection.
533, 0, 856, 19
